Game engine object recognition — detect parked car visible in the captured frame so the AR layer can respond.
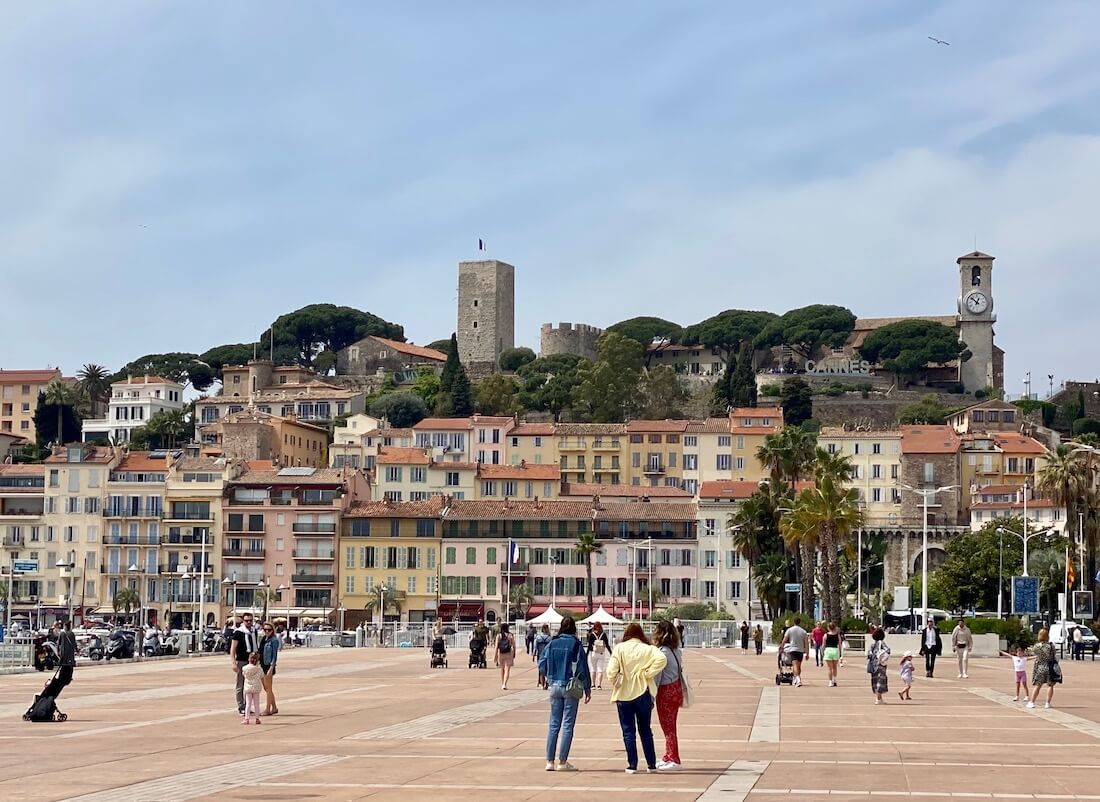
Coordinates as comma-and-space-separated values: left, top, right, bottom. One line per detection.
1050, 621, 1099, 656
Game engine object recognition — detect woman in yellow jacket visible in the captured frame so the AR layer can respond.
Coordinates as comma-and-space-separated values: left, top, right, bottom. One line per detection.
606, 622, 668, 774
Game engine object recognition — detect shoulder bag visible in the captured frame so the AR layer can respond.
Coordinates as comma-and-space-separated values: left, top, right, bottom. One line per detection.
564, 639, 586, 700
1049, 654, 1063, 685
673, 650, 694, 708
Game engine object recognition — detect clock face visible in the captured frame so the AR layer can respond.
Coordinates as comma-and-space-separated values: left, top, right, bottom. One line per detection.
965, 292, 989, 314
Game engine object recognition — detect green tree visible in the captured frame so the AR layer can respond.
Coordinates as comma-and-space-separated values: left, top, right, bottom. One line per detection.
436, 334, 474, 416
112, 587, 141, 621
730, 344, 757, 408
426, 338, 452, 353
265, 304, 404, 368
682, 309, 776, 362
199, 343, 261, 374
753, 553, 790, 620
779, 377, 813, 427
370, 392, 429, 428
897, 395, 950, 425
77, 364, 111, 419
755, 304, 857, 360
923, 519, 1024, 612
363, 583, 402, 619
572, 332, 644, 422
574, 533, 603, 614
516, 354, 590, 419
475, 374, 522, 416
145, 409, 190, 448
606, 316, 682, 349
508, 582, 535, 621
35, 386, 82, 447
313, 349, 338, 375
499, 347, 536, 372
1072, 418, 1100, 437
859, 320, 970, 383
640, 365, 689, 419
410, 366, 441, 411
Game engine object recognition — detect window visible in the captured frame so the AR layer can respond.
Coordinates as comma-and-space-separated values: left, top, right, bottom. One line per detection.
482, 481, 497, 497
716, 455, 731, 471
465, 547, 476, 564
718, 436, 731, 447
445, 472, 460, 487
411, 467, 426, 483
445, 547, 456, 564
704, 550, 716, 568
345, 575, 355, 594
630, 434, 643, 444
872, 488, 883, 502
854, 443, 861, 455
872, 464, 883, 479
486, 576, 496, 597
734, 457, 745, 470
502, 481, 517, 496
728, 551, 741, 568
415, 519, 435, 537
683, 454, 698, 470
728, 581, 742, 600
891, 464, 899, 480
923, 463, 934, 483
384, 466, 402, 483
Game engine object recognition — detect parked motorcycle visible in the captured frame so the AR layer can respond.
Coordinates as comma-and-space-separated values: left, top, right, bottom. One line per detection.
83, 634, 105, 661
106, 628, 136, 660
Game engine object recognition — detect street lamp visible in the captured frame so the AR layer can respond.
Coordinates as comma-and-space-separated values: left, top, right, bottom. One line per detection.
221, 572, 238, 622
127, 563, 144, 629
615, 538, 653, 621
701, 524, 741, 614
548, 554, 558, 611
901, 484, 958, 623
997, 524, 1055, 578
57, 560, 75, 624
256, 578, 267, 621
277, 583, 289, 630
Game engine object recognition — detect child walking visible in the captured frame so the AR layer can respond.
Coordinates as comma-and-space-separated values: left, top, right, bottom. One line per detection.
898, 650, 914, 700
241, 652, 265, 724
1001, 646, 1032, 702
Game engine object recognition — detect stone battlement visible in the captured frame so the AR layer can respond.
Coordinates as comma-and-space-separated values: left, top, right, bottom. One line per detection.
540, 322, 603, 361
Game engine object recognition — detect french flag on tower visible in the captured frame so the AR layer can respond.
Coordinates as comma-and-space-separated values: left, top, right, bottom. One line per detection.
510, 541, 520, 564
478, 238, 486, 252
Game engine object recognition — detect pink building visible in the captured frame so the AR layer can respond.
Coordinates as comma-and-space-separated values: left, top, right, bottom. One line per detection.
413, 415, 514, 466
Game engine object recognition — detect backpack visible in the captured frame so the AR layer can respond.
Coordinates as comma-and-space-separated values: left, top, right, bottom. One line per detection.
594, 638, 606, 655
498, 635, 512, 654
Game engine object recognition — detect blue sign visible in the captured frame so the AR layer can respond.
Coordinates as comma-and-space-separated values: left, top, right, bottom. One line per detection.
1011, 576, 1040, 615
784, 583, 801, 593
12, 560, 38, 573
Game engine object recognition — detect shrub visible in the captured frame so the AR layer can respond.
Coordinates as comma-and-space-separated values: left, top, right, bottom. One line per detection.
759, 384, 782, 397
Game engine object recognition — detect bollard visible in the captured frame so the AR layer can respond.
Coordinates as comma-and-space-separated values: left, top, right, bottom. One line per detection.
355, 622, 365, 648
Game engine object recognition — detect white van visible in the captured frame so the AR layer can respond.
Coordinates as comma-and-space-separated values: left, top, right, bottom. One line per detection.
1049, 621, 1099, 655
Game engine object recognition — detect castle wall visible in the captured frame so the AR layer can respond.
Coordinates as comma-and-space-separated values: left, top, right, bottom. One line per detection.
540, 322, 602, 361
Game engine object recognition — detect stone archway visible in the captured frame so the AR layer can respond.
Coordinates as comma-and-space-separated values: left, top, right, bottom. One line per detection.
912, 546, 947, 574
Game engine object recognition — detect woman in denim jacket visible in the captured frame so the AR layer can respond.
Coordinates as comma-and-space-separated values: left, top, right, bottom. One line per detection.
538, 616, 592, 772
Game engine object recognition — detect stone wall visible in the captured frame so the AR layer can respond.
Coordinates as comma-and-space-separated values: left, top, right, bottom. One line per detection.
457, 260, 515, 372
221, 422, 276, 463
540, 322, 602, 361
811, 390, 974, 429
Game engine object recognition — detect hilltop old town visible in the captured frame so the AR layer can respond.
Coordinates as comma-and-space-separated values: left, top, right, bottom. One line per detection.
4, 252, 1100, 632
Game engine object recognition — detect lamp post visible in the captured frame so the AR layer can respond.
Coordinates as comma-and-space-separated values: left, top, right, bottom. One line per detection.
615, 538, 653, 621
221, 572, 238, 623
277, 583, 289, 630
128, 563, 143, 629
57, 560, 75, 624
901, 484, 958, 623
549, 555, 558, 611
702, 524, 741, 614
997, 525, 1055, 578
256, 578, 267, 621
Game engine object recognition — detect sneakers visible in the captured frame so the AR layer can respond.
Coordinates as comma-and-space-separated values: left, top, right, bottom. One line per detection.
962, 674, 969, 679
1012, 696, 1019, 702
545, 762, 555, 772
792, 676, 802, 687
656, 760, 681, 771
957, 673, 964, 679
1026, 701, 1036, 709
556, 763, 577, 772
624, 768, 637, 775
1044, 703, 1051, 709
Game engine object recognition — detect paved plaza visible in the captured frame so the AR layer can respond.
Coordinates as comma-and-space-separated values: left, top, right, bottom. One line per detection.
3, 646, 1100, 801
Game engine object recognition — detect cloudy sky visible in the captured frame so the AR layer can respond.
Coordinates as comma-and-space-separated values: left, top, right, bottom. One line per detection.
2, 2, 1097, 395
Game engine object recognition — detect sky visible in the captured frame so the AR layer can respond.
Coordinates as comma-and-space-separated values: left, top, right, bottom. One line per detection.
2, 1, 1098, 397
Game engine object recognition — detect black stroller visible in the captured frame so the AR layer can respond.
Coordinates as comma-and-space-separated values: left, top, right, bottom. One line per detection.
775, 644, 795, 685
468, 636, 487, 669
24, 668, 70, 722
430, 636, 448, 668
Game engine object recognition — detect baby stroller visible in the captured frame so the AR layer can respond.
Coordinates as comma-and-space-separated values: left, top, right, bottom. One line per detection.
430, 636, 448, 668
468, 636, 487, 669
775, 644, 795, 685
23, 668, 70, 722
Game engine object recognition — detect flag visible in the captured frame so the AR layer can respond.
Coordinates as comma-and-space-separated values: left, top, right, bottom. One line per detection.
478, 238, 486, 251
1068, 561, 1076, 588
510, 541, 520, 564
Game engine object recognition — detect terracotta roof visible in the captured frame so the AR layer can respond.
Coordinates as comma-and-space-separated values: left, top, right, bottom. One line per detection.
972, 499, 1058, 510
554, 423, 627, 436
729, 406, 782, 418
45, 447, 115, 464
113, 453, 171, 473
699, 479, 813, 500
957, 251, 995, 262
478, 463, 561, 480
900, 425, 960, 454
626, 419, 691, 433
345, 496, 447, 518
247, 459, 277, 471
819, 427, 901, 439
446, 499, 592, 521
414, 417, 474, 431
0, 464, 45, 477
561, 483, 691, 499
992, 433, 1046, 454
175, 457, 225, 472
949, 399, 1018, 415
510, 423, 556, 436
111, 375, 176, 386
376, 447, 431, 466
0, 432, 27, 442
595, 501, 697, 522
698, 418, 732, 433
471, 415, 515, 427
973, 483, 1025, 495
230, 468, 347, 486
0, 369, 61, 384
371, 336, 447, 362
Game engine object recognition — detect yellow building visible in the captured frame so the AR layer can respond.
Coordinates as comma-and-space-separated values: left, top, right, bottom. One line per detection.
200, 408, 330, 468
555, 423, 627, 486
341, 496, 444, 626
1, 369, 62, 440
960, 432, 1047, 515
329, 414, 415, 470
475, 462, 561, 500
625, 420, 691, 488
681, 418, 733, 495
728, 406, 784, 482
375, 447, 477, 501
507, 422, 556, 466
818, 428, 902, 526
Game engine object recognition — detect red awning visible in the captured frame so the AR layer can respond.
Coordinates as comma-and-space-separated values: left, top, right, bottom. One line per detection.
526, 604, 588, 616
438, 602, 484, 618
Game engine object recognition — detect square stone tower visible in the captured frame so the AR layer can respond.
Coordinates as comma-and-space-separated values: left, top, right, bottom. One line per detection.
457, 259, 515, 375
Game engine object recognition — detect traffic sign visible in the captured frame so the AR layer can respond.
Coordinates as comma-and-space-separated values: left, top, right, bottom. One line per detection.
12, 560, 38, 574
784, 583, 801, 593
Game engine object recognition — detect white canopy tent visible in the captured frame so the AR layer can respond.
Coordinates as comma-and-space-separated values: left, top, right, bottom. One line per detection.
580, 606, 623, 626
527, 606, 565, 625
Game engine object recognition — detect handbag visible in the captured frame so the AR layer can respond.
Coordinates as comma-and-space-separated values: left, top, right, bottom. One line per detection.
564, 640, 586, 700
866, 647, 876, 674
1049, 658, 1063, 685
673, 650, 694, 708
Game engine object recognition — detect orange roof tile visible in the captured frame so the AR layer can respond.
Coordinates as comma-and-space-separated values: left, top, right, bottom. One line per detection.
625, 420, 691, 433
471, 415, 515, 427
414, 417, 474, 431
699, 480, 760, 500
510, 423, 556, 436
554, 423, 627, 436
371, 337, 447, 362
729, 406, 782, 418
0, 464, 45, 477
992, 433, 1046, 454
972, 499, 1059, 510
900, 425, 960, 454
0, 369, 62, 384
478, 463, 561, 480
973, 483, 1025, 495
345, 496, 447, 518
231, 468, 347, 486
446, 499, 592, 520
561, 483, 691, 499
594, 501, 697, 522
431, 461, 479, 471
376, 447, 431, 466
44, 447, 115, 464
113, 453, 170, 473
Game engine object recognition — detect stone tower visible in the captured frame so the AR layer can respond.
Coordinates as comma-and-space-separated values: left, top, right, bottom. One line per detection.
457, 259, 515, 375
540, 322, 603, 361
956, 251, 996, 394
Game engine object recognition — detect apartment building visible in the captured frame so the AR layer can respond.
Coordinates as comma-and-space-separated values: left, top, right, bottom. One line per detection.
0, 464, 46, 622
413, 418, 475, 462
507, 422, 555, 466
201, 408, 330, 468
960, 432, 1046, 515
947, 399, 1023, 435
374, 447, 476, 502
681, 418, 733, 495
696, 480, 756, 616
0, 368, 61, 440
470, 415, 514, 465
625, 420, 690, 488
728, 407, 784, 482
340, 496, 445, 626
221, 466, 368, 625
328, 414, 414, 470
82, 375, 186, 444
0, 432, 26, 461
969, 484, 1067, 533
898, 425, 963, 528
555, 423, 627, 486
475, 462, 561, 500
818, 428, 903, 527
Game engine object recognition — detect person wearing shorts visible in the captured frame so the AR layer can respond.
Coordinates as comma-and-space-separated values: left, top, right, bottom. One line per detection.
780, 616, 809, 686
823, 620, 842, 687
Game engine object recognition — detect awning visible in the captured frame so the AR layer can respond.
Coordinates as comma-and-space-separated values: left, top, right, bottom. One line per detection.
526, 604, 588, 616
229, 608, 332, 618
437, 602, 484, 618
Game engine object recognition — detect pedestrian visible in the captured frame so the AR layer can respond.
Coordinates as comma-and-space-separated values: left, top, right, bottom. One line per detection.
1001, 646, 1032, 702
229, 613, 258, 714
240, 652, 265, 725
652, 619, 685, 772
587, 622, 611, 690
868, 627, 891, 705
811, 621, 825, 667
259, 621, 280, 716
1027, 629, 1060, 709
494, 622, 516, 690
898, 650, 914, 700
740, 621, 750, 653
779, 616, 809, 686
823, 620, 842, 687
1072, 626, 1084, 661
951, 617, 973, 678
606, 622, 667, 775
534, 624, 552, 688
56, 620, 78, 693
538, 616, 591, 772
753, 624, 764, 655
526, 623, 537, 656
674, 617, 685, 644
918, 619, 942, 678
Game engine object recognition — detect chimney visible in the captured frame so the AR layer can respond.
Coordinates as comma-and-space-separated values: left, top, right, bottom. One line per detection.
520, 459, 526, 468
592, 493, 601, 510
534, 496, 541, 509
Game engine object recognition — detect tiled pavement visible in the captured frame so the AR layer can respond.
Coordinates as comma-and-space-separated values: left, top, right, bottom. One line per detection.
3, 644, 1100, 801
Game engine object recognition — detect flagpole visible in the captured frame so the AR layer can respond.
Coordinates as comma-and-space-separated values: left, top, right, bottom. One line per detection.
505, 538, 512, 629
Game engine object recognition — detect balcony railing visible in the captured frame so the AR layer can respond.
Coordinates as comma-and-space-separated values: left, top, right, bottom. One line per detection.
103, 508, 164, 518
226, 498, 268, 506
292, 574, 335, 584
293, 550, 335, 560
644, 463, 666, 475
161, 534, 213, 546
499, 561, 530, 574
2, 535, 23, 548
223, 547, 266, 559
165, 511, 214, 521
292, 523, 336, 534
102, 535, 161, 546
225, 526, 265, 535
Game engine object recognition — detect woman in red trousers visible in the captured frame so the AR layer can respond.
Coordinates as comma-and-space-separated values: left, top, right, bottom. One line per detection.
652, 619, 685, 771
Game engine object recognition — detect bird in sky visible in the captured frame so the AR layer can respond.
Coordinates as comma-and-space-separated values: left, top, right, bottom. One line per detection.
928, 36, 950, 45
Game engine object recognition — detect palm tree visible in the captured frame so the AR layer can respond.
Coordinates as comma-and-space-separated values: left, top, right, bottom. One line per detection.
731, 498, 765, 617
77, 364, 111, 419
363, 583, 401, 621
112, 587, 140, 622
753, 553, 789, 620
147, 409, 189, 448
509, 582, 534, 621
44, 379, 76, 446
575, 533, 603, 614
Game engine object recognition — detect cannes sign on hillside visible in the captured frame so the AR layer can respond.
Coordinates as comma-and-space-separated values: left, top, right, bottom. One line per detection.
804, 358, 871, 376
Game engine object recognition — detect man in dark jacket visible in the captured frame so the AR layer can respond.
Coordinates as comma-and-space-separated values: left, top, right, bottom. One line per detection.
918, 619, 943, 678
45, 620, 78, 699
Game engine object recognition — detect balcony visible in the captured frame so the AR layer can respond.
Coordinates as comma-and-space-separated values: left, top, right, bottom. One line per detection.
293, 523, 336, 535
644, 463, 666, 475
226, 525, 265, 536
3, 535, 23, 548
161, 533, 213, 546
292, 573, 334, 584
293, 549, 335, 560
226, 497, 268, 506
559, 464, 586, 474
102, 535, 161, 546
165, 511, 213, 521
557, 439, 588, 452
499, 561, 530, 575
103, 508, 163, 519
297, 496, 338, 507
223, 547, 266, 559
592, 440, 621, 451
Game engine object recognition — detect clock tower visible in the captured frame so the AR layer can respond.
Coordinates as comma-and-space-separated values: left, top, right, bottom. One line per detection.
957, 251, 996, 394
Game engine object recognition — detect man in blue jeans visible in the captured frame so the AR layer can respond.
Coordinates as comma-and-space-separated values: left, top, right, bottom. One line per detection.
538, 616, 592, 772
